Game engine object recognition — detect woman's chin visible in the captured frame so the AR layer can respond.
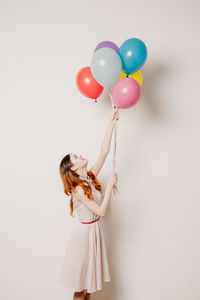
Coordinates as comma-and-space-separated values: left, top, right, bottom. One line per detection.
82, 159, 88, 166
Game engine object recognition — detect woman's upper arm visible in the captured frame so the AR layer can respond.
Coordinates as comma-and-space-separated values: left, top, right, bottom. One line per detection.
74, 186, 104, 218
89, 149, 109, 177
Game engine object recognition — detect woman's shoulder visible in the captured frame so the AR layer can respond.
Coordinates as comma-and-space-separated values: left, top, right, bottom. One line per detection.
72, 186, 82, 204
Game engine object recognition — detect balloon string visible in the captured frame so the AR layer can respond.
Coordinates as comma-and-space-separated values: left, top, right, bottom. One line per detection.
108, 88, 120, 196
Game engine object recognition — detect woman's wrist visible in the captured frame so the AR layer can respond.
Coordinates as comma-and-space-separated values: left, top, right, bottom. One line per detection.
109, 119, 115, 128
106, 181, 113, 190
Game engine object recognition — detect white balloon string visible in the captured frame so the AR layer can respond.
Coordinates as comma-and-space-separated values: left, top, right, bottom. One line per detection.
108, 88, 120, 196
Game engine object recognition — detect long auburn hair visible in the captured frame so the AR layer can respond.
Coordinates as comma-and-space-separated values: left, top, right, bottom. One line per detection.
59, 154, 103, 217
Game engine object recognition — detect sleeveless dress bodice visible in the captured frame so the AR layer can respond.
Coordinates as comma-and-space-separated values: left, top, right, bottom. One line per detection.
72, 175, 103, 223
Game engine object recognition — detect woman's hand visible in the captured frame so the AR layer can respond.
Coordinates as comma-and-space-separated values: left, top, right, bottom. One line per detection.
108, 172, 118, 187
110, 108, 119, 123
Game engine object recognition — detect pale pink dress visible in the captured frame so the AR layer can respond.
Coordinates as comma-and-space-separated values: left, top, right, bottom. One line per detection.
58, 175, 111, 293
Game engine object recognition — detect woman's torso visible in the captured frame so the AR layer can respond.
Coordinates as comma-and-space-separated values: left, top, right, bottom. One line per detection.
72, 175, 102, 223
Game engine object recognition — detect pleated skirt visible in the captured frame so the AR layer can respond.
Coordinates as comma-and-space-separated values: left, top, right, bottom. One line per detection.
58, 219, 111, 293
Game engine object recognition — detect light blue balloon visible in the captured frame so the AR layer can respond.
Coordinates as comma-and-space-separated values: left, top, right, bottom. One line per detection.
119, 38, 147, 74
90, 47, 122, 88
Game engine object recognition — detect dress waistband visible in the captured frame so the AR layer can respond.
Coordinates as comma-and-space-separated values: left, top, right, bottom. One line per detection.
81, 217, 100, 224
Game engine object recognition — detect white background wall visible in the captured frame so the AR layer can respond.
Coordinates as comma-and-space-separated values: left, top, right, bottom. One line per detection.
1, 0, 200, 299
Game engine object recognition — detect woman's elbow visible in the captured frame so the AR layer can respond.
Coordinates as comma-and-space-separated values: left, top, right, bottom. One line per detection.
99, 209, 106, 218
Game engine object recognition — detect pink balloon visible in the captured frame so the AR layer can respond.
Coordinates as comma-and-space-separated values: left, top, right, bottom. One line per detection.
111, 78, 141, 108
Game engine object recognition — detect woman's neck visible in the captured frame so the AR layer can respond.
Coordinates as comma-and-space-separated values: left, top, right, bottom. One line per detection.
77, 169, 88, 179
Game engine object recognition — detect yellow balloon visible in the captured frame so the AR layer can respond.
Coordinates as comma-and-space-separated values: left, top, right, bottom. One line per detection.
118, 70, 143, 86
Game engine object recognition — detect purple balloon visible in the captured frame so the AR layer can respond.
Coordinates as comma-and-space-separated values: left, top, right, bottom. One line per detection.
94, 41, 119, 53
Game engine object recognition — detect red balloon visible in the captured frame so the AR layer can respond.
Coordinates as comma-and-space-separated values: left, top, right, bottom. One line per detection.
76, 66, 103, 100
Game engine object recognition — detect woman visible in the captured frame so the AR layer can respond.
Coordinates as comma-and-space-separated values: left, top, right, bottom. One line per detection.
59, 109, 119, 299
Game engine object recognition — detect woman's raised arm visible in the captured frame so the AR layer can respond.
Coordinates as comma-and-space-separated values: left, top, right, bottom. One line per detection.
89, 109, 119, 177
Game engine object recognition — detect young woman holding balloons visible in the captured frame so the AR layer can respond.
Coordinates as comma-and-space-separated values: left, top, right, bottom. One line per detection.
59, 109, 119, 299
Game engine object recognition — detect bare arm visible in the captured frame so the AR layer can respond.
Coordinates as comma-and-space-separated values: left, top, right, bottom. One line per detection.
101, 119, 116, 153
89, 109, 119, 177
74, 183, 113, 218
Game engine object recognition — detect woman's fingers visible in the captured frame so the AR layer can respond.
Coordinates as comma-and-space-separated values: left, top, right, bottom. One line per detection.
113, 110, 119, 120
110, 109, 119, 122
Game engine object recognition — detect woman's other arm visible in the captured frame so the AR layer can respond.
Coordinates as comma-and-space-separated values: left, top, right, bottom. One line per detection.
74, 174, 117, 218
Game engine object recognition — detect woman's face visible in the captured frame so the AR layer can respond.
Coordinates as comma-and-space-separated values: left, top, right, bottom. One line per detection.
70, 153, 88, 171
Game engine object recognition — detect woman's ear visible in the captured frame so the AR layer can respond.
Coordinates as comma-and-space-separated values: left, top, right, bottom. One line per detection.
70, 165, 77, 171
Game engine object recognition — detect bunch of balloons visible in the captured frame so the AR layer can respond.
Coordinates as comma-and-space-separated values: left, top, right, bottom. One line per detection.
76, 38, 147, 109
